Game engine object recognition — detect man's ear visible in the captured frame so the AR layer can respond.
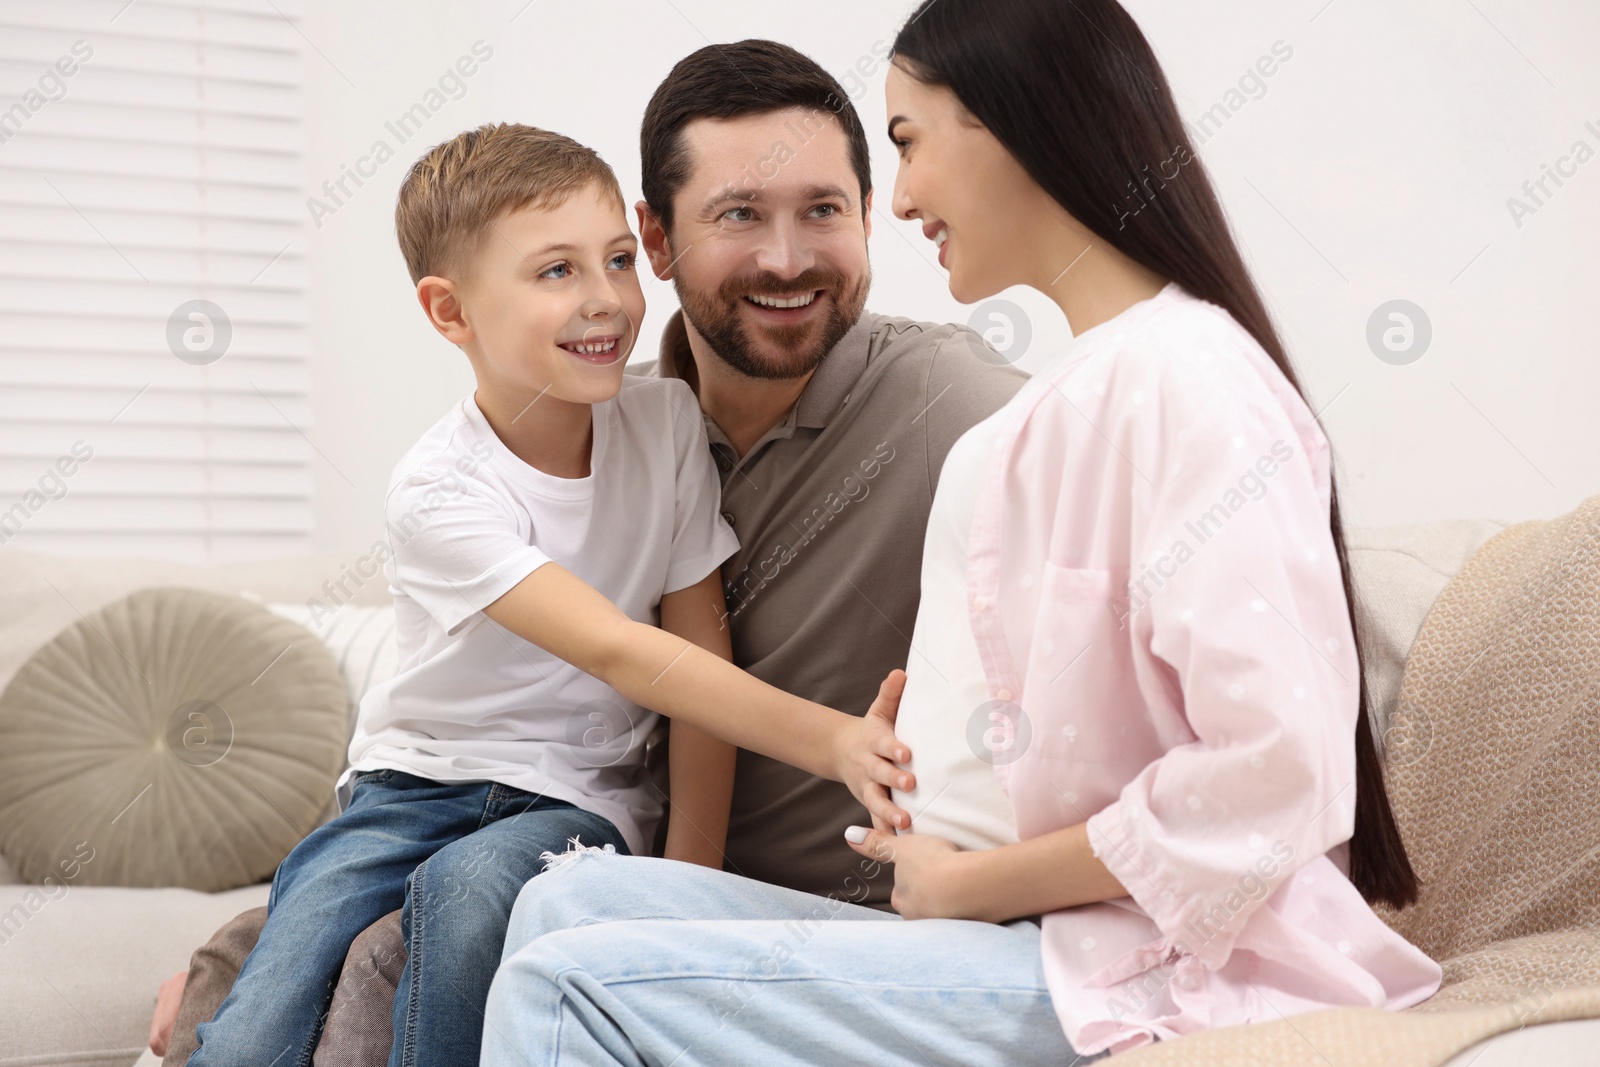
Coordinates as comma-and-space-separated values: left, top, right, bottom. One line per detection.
635, 199, 678, 280
862, 188, 873, 241
416, 276, 472, 347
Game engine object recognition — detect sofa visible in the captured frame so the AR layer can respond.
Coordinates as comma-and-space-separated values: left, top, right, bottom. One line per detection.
2, 518, 1597, 1067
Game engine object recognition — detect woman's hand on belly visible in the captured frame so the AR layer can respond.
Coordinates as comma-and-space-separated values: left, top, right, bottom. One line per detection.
843, 826, 970, 920
844, 821, 1131, 923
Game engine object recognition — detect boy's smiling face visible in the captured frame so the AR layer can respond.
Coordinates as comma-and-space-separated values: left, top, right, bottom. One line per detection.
436, 183, 646, 410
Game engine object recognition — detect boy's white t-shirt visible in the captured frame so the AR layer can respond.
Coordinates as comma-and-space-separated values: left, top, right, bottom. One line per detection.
335, 375, 740, 857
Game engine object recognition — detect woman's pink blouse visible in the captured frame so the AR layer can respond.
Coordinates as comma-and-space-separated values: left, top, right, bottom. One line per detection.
965, 283, 1442, 1055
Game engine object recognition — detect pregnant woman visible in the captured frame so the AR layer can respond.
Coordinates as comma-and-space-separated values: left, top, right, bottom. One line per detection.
480, 0, 1443, 1061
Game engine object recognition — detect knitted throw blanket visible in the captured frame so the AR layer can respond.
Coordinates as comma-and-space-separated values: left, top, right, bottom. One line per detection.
1116, 496, 1600, 1066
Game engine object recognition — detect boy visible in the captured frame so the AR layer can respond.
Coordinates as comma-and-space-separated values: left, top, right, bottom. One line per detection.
187, 123, 742, 1067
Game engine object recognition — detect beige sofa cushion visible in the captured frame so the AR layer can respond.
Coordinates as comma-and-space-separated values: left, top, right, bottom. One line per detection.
1443, 1017, 1600, 1064
0, 881, 270, 1067
1347, 519, 1506, 742
263, 602, 400, 736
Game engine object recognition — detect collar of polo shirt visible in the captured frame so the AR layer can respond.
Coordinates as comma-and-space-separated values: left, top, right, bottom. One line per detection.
654, 308, 877, 435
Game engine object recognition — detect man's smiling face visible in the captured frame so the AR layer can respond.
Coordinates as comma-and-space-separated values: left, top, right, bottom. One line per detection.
655, 107, 872, 381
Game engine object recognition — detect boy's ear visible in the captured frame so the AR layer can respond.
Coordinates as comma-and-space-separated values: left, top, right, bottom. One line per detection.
635, 199, 677, 280
416, 276, 472, 346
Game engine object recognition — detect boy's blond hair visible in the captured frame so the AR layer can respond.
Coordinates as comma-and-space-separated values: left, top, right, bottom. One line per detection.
395, 122, 625, 284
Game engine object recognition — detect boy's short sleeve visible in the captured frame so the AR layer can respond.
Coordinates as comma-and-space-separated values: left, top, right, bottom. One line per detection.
385, 469, 552, 636
662, 381, 740, 594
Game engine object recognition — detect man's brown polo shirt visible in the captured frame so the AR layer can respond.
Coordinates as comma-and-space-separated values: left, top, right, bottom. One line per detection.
630, 308, 1027, 908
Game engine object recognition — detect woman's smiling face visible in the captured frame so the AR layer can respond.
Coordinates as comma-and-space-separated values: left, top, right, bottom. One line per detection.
885, 59, 1061, 303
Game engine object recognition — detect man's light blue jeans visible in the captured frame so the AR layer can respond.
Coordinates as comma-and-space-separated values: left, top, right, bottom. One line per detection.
185, 768, 629, 1067
481, 849, 1106, 1066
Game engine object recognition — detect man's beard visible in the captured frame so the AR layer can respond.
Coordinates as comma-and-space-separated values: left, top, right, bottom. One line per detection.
674, 261, 871, 382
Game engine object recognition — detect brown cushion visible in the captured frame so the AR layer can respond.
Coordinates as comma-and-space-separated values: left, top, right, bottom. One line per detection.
165, 907, 406, 1067
162, 907, 267, 1067
315, 910, 406, 1067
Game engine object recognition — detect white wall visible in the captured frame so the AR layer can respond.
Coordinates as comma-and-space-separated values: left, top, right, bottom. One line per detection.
298, 0, 1599, 558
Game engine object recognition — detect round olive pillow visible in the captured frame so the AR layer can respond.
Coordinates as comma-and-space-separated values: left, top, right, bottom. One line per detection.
0, 587, 349, 891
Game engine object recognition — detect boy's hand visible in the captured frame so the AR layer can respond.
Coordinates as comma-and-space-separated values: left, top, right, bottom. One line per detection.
832, 669, 915, 831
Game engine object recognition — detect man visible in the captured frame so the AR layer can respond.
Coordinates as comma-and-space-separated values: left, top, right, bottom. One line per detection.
150, 37, 1024, 1063
623, 38, 1024, 907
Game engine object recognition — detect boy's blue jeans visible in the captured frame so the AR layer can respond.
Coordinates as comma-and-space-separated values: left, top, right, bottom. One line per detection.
185, 768, 629, 1067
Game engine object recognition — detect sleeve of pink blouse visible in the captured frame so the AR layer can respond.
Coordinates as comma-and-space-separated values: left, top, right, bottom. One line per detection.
1082, 344, 1361, 969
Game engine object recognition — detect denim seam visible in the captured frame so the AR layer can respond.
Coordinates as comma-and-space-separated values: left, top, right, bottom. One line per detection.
399, 865, 427, 1067
479, 783, 506, 830
294, 962, 335, 1067
294, 1011, 320, 1067
549, 988, 567, 1067
536, 959, 588, 1067
573, 972, 1055, 995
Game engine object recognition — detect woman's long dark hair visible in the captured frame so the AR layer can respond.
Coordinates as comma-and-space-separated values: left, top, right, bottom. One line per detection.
893, 0, 1418, 909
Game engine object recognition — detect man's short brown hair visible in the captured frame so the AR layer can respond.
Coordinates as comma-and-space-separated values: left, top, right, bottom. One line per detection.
395, 122, 625, 284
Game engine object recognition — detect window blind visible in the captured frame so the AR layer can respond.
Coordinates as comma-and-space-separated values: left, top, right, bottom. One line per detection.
0, 0, 311, 561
